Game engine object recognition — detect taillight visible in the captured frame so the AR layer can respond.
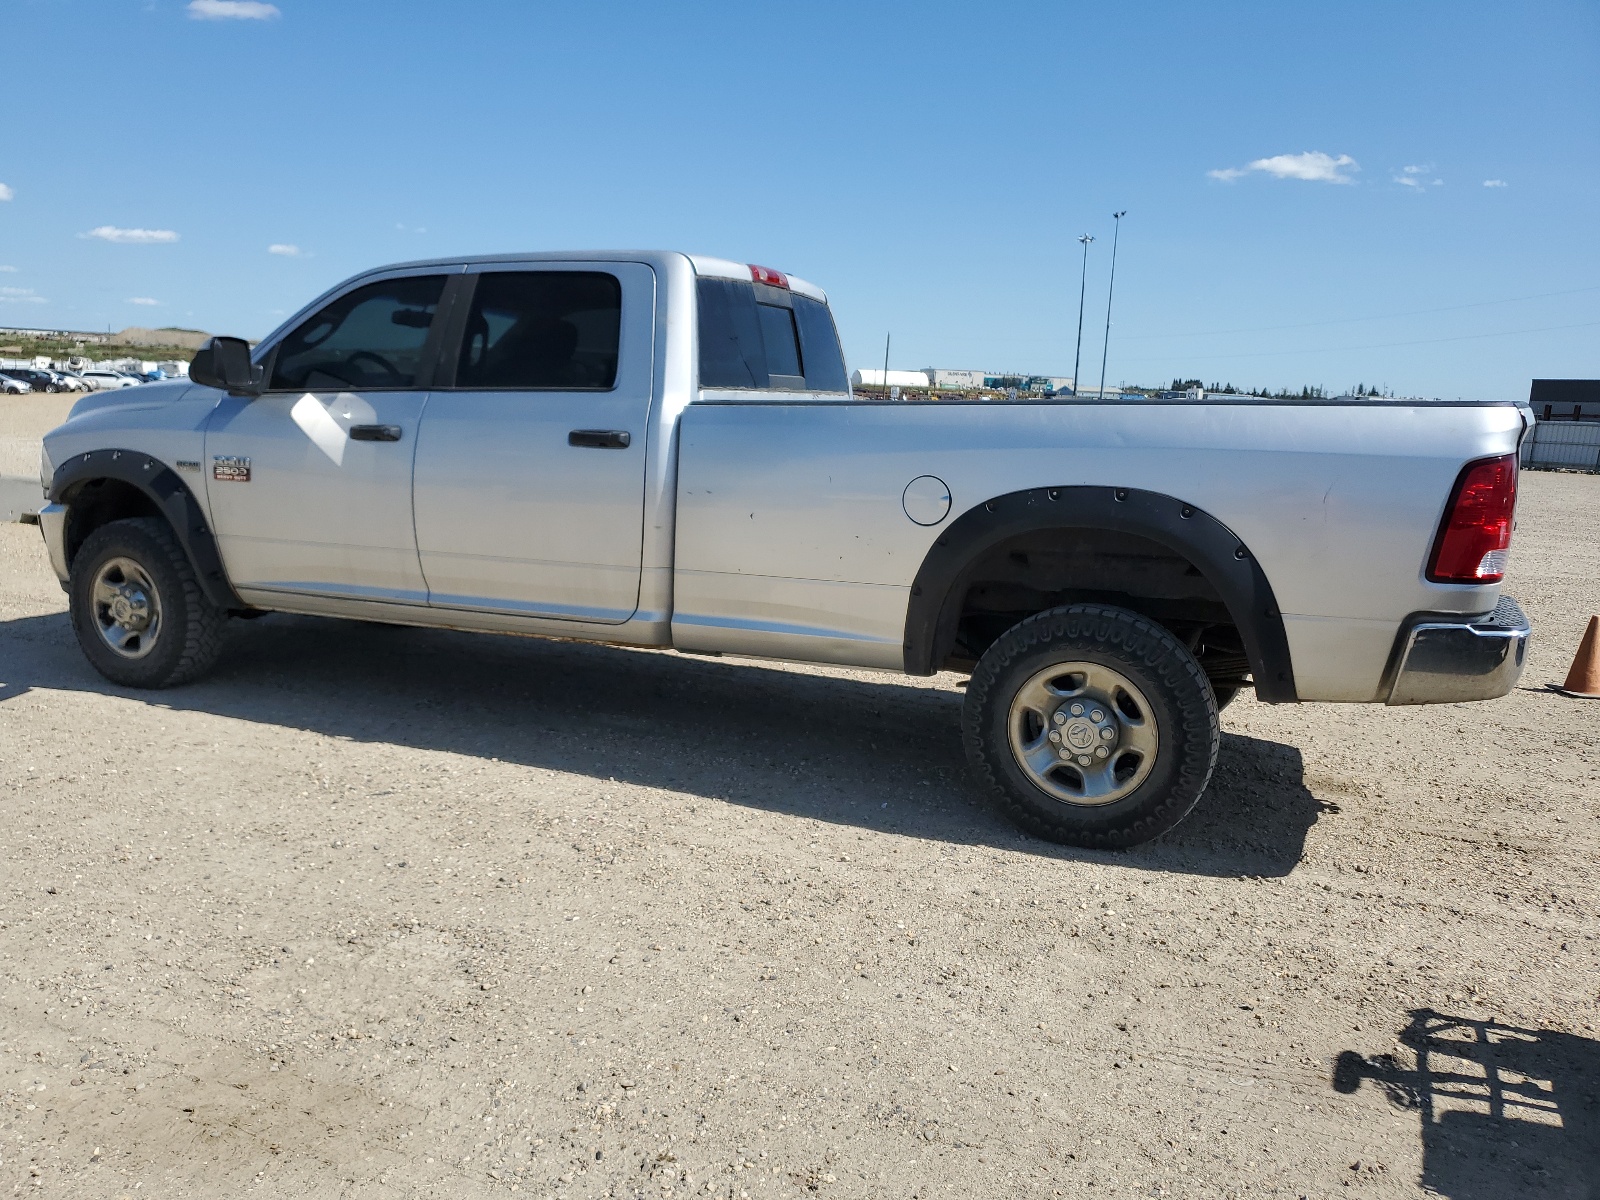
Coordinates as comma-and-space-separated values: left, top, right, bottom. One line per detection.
1427, 453, 1517, 583
749, 264, 789, 289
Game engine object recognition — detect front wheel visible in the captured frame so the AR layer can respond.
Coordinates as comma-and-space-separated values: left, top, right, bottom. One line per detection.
69, 517, 227, 688
962, 604, 1220, 848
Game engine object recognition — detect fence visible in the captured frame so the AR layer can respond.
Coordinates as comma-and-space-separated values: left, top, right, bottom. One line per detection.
1521, 419, 1600, 474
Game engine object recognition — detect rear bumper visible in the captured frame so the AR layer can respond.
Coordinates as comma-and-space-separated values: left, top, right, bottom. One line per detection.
1385, 597, 1529, 705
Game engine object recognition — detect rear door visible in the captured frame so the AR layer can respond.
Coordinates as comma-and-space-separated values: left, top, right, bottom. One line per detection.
411, 262, 656, 622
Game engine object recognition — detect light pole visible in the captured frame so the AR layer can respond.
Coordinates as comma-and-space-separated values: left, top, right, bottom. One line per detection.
1097, 210, 1127, 400
1072, 233, 1094, 396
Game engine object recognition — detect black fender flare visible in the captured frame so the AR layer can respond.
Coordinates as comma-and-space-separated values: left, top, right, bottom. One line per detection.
49, 448, 245, 610
902, 485, 1298, 703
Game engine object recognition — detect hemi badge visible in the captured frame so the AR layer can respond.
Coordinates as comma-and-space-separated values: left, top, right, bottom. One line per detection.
212, 455, 251, 482
176, 460, 201, 472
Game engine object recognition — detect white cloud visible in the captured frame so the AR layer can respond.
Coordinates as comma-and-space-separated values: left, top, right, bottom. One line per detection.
187, 0, 280, 19
0, 265, 16, 272
128, 297, 161, 306
1483, 179, 1508, 188
267, 243, 301, 256
1209, 151, 1359, 184
81, 226, 180, 244
0, 287, 46, 304
0, 183, 14, 201
1393, 164, 1443, 189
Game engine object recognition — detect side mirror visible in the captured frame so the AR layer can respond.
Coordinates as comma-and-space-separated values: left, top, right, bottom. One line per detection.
190, 336, 264, 396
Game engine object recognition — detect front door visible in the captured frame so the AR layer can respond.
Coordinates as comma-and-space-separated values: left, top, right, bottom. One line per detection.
411, 263, 656, 622
205, 271, 453, 604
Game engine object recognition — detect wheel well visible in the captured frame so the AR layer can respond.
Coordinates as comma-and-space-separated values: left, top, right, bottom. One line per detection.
940, 528, 1254, 688
63, 479, 162, 569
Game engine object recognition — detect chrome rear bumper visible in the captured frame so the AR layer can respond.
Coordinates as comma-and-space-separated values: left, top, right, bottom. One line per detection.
1385, 597, 1529, 705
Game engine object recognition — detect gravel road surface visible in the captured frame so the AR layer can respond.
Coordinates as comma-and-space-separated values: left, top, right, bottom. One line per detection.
2, 470, 1596, 1199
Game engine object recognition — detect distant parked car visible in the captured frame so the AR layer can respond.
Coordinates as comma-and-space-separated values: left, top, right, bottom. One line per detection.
5, 368, 65, 392
0, 373, 32, 395
79, 370, 140, 390
56, 372, 92, 391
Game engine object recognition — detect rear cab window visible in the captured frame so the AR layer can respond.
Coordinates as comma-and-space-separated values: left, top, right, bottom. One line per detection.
696, 273, 849, 396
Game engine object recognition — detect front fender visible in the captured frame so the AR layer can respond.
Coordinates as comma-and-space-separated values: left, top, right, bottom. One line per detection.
49, 448, 243, 610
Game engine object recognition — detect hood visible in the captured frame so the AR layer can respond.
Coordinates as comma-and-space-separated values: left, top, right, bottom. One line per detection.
67, 377, 199, 419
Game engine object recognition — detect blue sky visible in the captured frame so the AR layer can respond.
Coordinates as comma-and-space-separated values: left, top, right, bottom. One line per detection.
2, 0, 1596, 399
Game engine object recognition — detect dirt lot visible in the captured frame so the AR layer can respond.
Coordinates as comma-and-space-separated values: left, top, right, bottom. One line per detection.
0, 396, 75, 479
1, 471, 1596, 1200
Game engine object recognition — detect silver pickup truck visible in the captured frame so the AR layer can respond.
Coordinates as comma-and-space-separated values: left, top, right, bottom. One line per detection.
36, 251, 1530, 848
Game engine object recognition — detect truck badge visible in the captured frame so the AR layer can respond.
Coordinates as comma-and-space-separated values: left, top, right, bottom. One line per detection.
212, 455, 252, 482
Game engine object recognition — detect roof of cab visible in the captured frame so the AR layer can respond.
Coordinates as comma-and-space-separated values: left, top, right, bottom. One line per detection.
684, 254, 828, 303
322, 250, 826, 303
253, 251, 830, 352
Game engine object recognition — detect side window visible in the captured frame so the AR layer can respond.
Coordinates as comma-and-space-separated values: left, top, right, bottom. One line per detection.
455, 272, 621, 390
268, 275, 446, 391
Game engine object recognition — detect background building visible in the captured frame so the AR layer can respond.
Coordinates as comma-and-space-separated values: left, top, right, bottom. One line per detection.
850, 369, 933, 390
1529, 379, 1599, 420
920, 369, 1076, 394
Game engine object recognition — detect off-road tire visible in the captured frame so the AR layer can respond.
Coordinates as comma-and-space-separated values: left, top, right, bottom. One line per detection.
69, 517, 227, 688
962, 603, 1219, 848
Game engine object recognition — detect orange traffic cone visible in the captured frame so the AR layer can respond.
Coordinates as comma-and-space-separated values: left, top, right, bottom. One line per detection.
1556, 616, 1600, 698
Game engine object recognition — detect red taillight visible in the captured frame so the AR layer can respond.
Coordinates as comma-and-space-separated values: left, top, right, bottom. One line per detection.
749, 264, 789, 289
1427, 453, 1517, 583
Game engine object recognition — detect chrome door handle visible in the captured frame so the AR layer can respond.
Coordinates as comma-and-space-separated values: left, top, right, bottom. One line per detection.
568, 429, 631, 449
349, 424, 403, 442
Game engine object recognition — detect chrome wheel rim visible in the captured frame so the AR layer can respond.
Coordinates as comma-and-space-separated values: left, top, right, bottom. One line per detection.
1007, 661, 1159, 806
90, 556, 162, 660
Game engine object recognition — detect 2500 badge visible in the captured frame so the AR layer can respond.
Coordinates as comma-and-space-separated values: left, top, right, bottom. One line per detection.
212, 455, 251, 483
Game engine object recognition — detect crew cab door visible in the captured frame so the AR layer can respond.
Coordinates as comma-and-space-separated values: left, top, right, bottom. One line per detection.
411, 263, 656, 622
204, 270, 456, 603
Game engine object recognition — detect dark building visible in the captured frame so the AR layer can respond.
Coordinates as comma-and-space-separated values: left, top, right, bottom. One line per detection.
1529, 379, 1600, 420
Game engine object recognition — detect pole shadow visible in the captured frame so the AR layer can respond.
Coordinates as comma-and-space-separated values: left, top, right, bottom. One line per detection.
1334, 1009, 1600, 1199
1, 610, 1332, 877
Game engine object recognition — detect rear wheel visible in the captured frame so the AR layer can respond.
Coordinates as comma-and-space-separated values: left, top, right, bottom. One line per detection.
962, 603, 1219, 848
69, 517, 227, 688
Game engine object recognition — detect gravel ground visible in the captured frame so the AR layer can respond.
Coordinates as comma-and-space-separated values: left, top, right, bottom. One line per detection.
0, 396, 74, 480
1, 471, 1596, 1200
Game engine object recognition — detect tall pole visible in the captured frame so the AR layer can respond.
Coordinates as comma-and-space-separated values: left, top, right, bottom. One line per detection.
882, 331, 891, 395
1097, 210, 1127, 400
1072, 233, 1094, 396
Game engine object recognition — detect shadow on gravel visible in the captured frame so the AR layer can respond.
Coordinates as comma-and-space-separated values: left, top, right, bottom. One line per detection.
0, 611, 1328, 876
1335, 1010, 1600, 1199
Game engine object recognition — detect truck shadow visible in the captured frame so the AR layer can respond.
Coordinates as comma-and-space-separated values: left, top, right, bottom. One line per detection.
0, 611, 1330, 877
1334, 1009, 1600, 1199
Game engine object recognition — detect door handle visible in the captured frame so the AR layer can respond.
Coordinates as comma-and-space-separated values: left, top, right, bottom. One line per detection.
568, 429, 631, 449
349, 424, 403, 442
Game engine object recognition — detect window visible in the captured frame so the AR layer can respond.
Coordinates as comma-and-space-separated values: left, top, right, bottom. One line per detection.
455, 272, 621, 390
696, 278, 849, 393
269, 275, 446, 391
697, 278, 767, 389
792, 294, 850, 394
